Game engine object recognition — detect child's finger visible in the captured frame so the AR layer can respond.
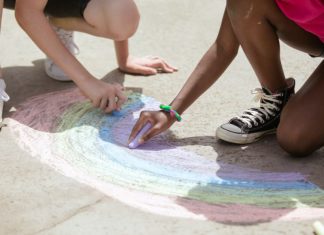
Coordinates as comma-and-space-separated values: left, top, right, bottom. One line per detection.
139, 125, 161, 144
150, 57, 178, 72
136, 65, 158, 75
128, 116, 149, 143
99, 97, 109, 110
92, 97, 101, 108
105, 95, 117, 113
163, 61, 178, 71
154, 60, 174, 73
116, 89, 127, 110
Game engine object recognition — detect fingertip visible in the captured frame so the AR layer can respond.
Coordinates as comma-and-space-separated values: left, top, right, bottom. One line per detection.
105, 105, 115, 113
149, 70, 158, 75
127, 138, 132, 145
128, 132, 134, 143
138, 138, 144, 145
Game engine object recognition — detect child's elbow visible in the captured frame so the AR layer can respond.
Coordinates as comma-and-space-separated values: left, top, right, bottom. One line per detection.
15, 0, 43, 31
14, 5, 30, 29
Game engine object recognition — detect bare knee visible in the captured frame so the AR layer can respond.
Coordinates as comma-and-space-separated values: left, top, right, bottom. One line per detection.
277, 126, 312, 157
277, 109, 315, 157
108, 1, 140, 41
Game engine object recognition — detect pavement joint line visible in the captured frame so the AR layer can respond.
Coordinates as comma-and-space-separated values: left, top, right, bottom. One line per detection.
29, 197, 106, 235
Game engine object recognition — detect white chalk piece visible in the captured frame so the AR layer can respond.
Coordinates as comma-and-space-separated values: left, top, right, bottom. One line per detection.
128, 123, 152, 149
0, 79, 10, 124
313, 221, 324, 235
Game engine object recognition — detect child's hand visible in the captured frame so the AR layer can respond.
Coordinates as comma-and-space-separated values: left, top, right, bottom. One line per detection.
119, 55, 178, 76
128, 110, 176, 145
79, 79, 127, 113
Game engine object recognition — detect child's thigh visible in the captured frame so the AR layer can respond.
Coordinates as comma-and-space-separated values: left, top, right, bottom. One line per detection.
266, 2, 323, 53
227, 0, 323, 55
83, 0, 139, 37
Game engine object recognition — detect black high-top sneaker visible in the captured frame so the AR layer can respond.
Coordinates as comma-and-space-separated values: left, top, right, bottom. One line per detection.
216, 78, 295, 144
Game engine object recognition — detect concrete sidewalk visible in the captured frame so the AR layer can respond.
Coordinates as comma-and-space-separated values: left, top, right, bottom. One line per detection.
0, 1, 323, 234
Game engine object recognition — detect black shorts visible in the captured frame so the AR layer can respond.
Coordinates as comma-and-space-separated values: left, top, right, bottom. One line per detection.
4, 0, 91, 18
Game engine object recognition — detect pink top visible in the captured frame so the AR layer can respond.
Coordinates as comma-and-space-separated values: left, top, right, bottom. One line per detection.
275, 0, 324, 42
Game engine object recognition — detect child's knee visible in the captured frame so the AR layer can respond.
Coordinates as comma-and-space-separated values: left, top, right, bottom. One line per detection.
85, 0, 140, 40
107, 0, 140, 41
14, 2, 24, 22
277, 113, 314, 157
277, 127, 307, 157
111, 7, 140, 41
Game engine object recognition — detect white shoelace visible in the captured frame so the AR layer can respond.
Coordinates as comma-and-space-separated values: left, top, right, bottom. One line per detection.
236, 88, 282, 128
54, 27, 79, 55
0, 79, 9, 102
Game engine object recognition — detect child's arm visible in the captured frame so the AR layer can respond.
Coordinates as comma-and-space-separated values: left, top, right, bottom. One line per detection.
129, 10, 239, 145
114, 40, 178, 75
15, 0, 126, 112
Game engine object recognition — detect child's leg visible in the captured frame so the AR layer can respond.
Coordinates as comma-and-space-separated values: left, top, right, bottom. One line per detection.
216, 0, 324, 145
277, 60, 324, 156
226, 0, 323, 92
45, 0, 139, 81
50, 0, 140, 41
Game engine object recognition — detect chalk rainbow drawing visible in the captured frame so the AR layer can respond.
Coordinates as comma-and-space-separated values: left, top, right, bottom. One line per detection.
8, 88, 324, 224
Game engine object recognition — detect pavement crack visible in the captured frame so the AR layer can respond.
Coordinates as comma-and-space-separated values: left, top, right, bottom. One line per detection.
29, 197, 105, 235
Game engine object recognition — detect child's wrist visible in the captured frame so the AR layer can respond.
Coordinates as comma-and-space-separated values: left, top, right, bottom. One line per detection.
159, 104, 182, 122
117, 57, 129, 70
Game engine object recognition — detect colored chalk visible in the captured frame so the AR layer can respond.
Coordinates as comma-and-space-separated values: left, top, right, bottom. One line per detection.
128, 123, 152, 149
8, 89, 324, 224
313, 221, 324, 235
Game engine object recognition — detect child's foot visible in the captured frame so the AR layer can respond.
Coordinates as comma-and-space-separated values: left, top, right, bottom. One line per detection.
44, 26, 79, 81
216, 78, 295, 144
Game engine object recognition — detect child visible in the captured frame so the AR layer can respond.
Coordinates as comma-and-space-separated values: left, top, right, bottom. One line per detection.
129, 0, 324, 156
4, 0, 177, 113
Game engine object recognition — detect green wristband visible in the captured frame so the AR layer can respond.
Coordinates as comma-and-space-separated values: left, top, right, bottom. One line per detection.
159, 104, 182, 122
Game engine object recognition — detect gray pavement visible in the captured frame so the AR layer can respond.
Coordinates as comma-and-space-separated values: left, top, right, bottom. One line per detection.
0, 1, 323, 234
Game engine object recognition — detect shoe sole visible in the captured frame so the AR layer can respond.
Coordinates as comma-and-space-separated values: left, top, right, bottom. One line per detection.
216, 127, 276, 144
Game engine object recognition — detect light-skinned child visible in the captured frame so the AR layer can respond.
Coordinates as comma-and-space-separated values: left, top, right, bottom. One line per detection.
3, 0, 177, 113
